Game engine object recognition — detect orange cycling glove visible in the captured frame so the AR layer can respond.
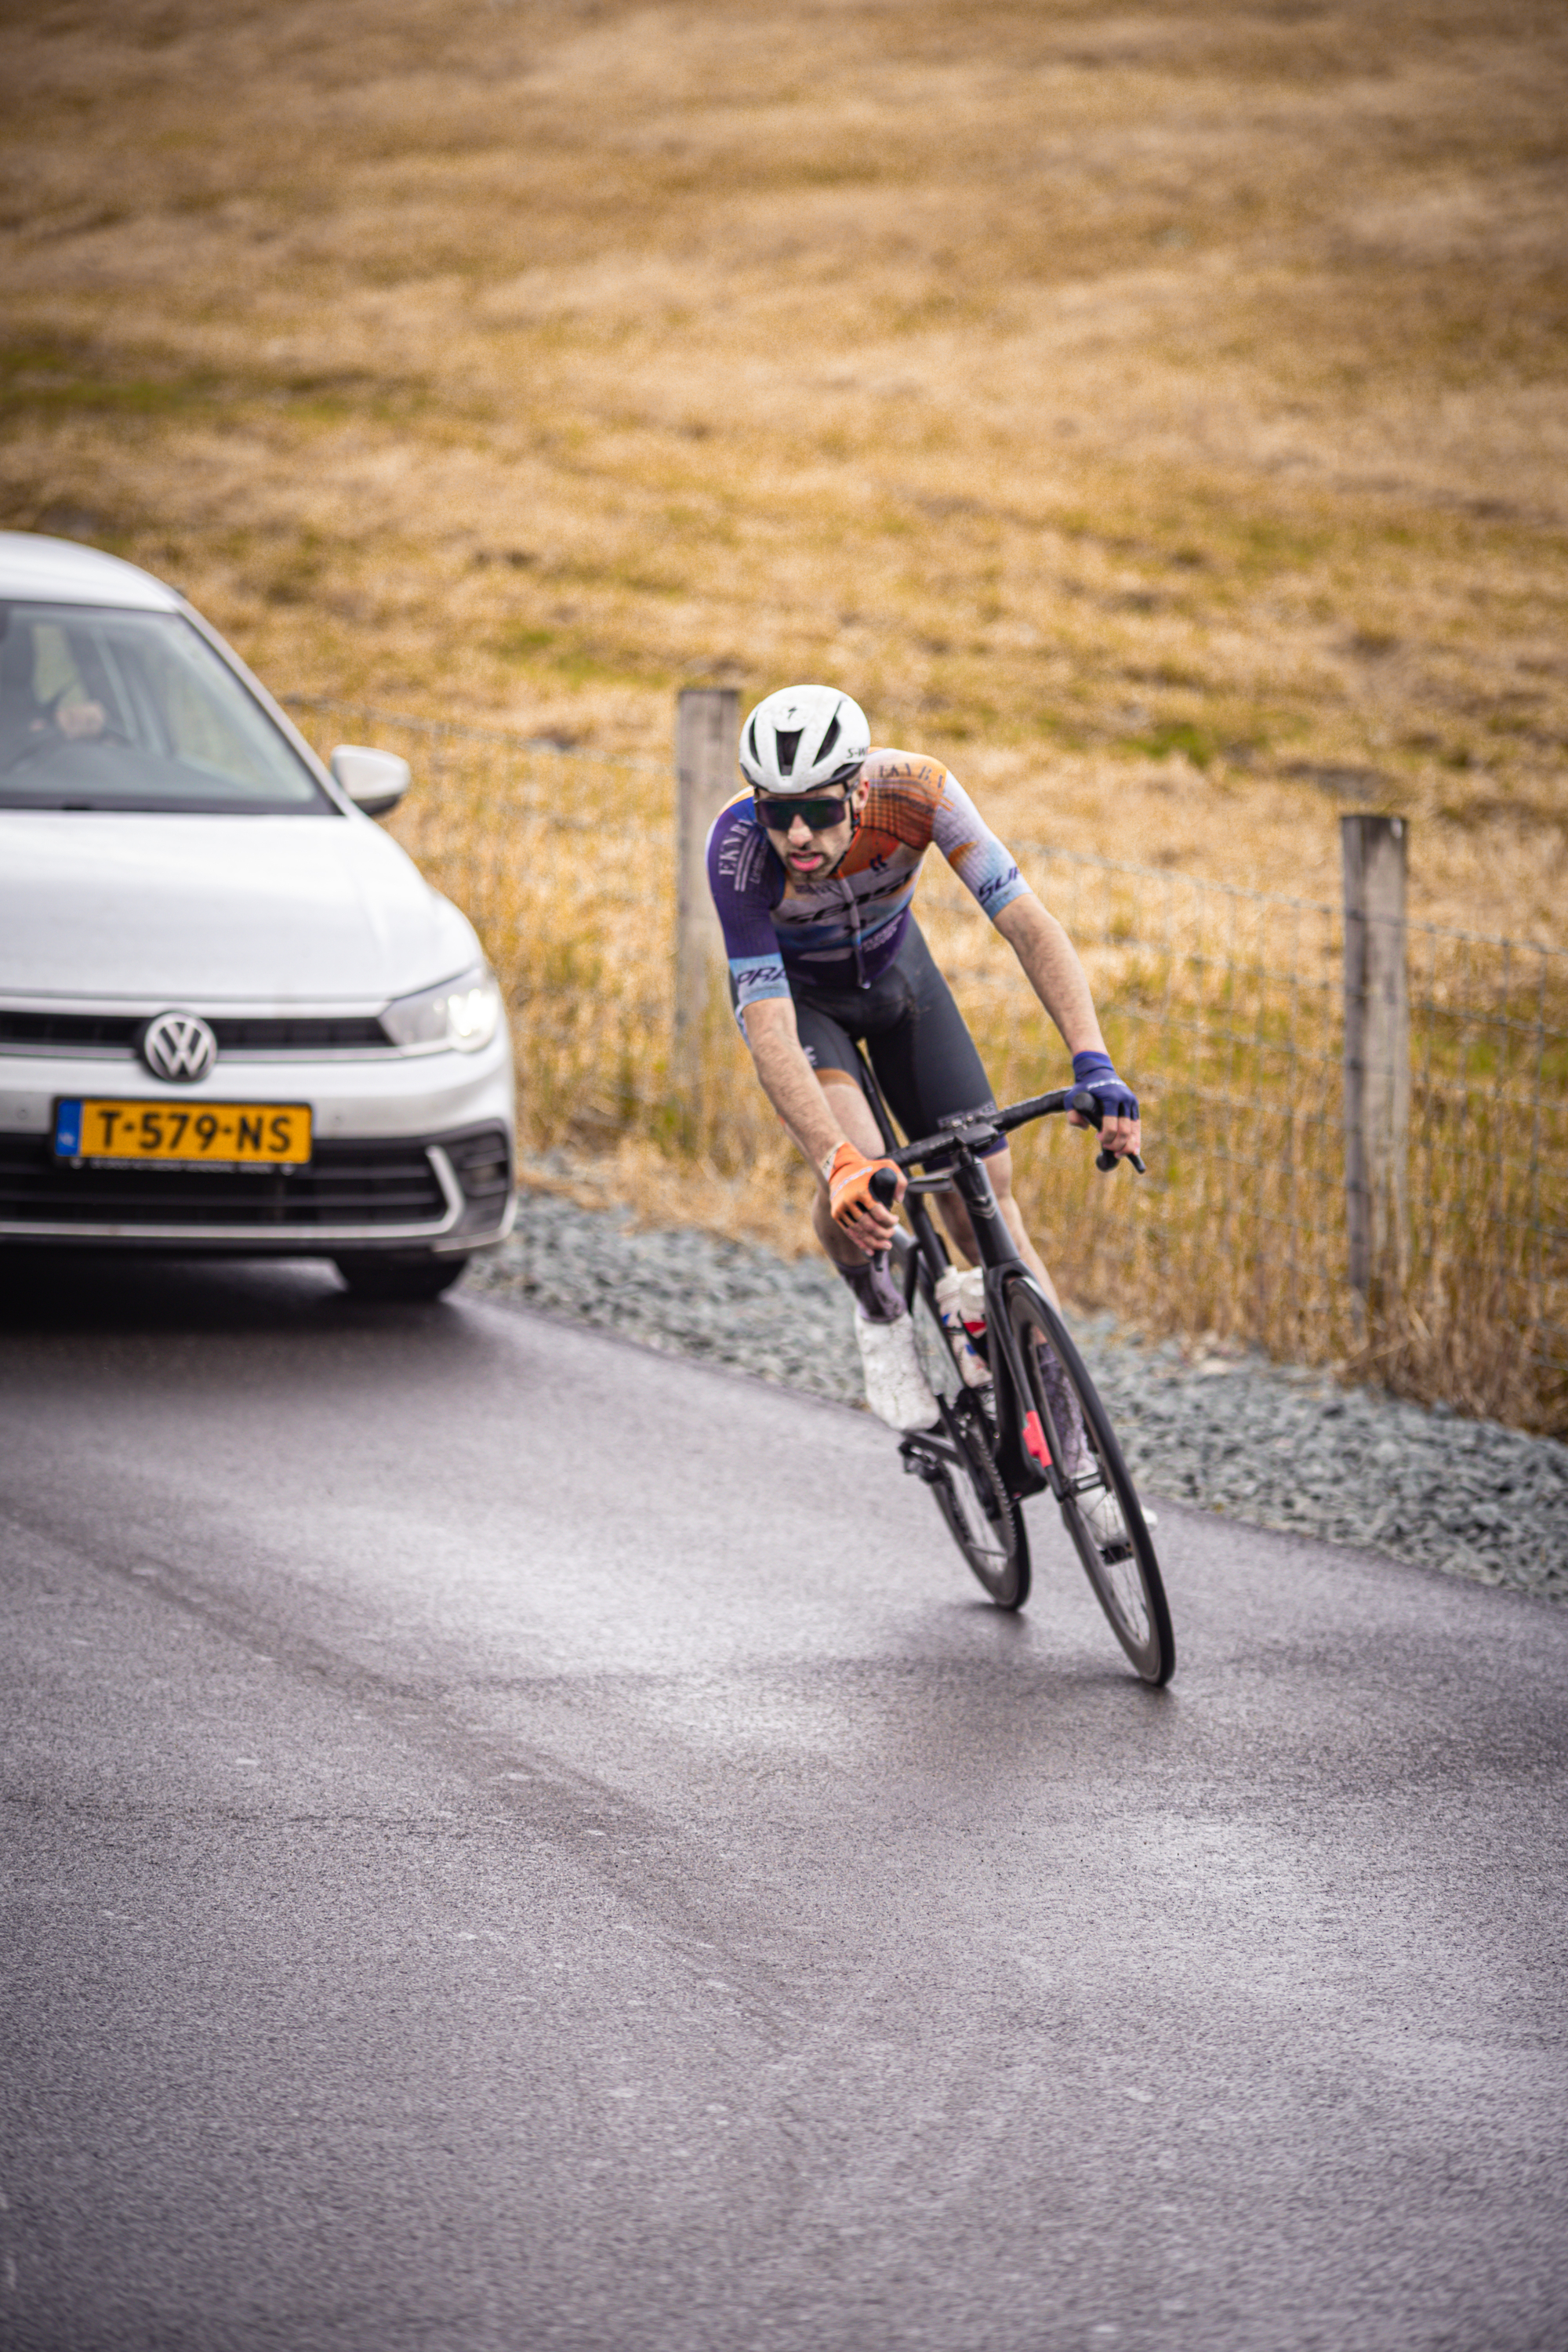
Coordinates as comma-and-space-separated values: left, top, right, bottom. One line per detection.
824, 1141, 901, 1232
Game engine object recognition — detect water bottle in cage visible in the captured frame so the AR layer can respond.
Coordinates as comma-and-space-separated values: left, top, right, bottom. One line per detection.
935, 1266, 991, 1388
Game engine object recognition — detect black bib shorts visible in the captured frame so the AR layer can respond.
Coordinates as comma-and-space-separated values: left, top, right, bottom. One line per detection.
785, 918, 1005, 1160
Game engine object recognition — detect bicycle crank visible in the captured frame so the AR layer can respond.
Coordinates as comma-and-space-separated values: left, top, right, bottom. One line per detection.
898, 1436, 952, 1486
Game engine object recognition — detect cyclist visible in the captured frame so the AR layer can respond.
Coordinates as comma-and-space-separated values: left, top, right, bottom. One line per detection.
707, 682, 1142, 1434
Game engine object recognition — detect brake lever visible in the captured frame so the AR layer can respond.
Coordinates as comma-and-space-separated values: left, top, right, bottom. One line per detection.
1069, 1086, 1146, 1178
869, 1166, 901, 1209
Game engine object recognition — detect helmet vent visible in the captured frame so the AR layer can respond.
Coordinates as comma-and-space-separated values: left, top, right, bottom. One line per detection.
815, 711, 841, 764
775, 728, 802, 776
746, 715, 762, 768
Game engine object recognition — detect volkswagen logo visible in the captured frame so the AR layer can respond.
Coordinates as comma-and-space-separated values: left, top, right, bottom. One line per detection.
140, 1011, 218, 1083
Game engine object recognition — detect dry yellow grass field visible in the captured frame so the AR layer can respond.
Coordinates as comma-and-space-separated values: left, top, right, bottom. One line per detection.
4, 1, 1566, 919
5, 0, 1566, 1416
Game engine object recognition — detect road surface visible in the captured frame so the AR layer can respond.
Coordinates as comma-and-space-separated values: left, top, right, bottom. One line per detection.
2, 1254, 1565, 2351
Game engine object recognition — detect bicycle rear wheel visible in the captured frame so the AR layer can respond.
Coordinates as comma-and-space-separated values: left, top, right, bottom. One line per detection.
1004, 1275, 1174, 1684
893, 1236, 1029, 1610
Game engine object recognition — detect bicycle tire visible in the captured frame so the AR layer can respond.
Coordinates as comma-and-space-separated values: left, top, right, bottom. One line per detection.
893, 1236, 1030, 1610
1004, 1275, 1174, 1684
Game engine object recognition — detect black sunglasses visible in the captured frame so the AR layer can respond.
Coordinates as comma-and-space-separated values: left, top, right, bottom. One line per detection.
753, 792, 853, 833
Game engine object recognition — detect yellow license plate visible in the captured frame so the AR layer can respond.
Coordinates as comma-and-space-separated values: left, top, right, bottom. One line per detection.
55, 1098, 312, 1168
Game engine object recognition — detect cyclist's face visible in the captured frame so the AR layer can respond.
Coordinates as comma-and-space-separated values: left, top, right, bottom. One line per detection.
763, 778, 868, 880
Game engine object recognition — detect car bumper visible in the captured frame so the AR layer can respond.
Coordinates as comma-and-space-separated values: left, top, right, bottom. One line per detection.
0, 1036, 516, 1253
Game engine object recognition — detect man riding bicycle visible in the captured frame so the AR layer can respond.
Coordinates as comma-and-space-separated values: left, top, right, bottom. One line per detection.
707, 683, 1142, 1433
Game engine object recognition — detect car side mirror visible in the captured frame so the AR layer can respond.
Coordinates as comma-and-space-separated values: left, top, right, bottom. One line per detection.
330, 744, 411, 819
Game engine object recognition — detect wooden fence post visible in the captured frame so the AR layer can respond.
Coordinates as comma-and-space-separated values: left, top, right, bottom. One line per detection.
1341, 813, 1411, 1306
673, 686, 739, 1119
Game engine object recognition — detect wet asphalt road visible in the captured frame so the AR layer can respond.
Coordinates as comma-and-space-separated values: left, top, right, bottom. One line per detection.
2, 1255, 1566, 2352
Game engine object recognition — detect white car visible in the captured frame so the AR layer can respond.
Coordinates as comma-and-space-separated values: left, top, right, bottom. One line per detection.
0, 532, 514, 1298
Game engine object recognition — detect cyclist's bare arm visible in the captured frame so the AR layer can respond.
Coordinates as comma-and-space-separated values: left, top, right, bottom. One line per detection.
740, 996, 844, 1167
741, 996, 900, 1252
993, 893, 1142, 1161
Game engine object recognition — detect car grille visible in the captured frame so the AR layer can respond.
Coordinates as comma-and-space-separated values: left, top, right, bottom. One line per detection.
0, 1009, 392, 1055
213, 1015, 392, 1053
0, 1010, 142, 1053
0, 1133, 447, 1229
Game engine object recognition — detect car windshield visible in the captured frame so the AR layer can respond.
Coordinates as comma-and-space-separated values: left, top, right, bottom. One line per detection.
0, 602, 333, 813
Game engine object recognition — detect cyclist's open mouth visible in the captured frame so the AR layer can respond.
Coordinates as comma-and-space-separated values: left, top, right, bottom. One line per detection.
787, 847, 826, 873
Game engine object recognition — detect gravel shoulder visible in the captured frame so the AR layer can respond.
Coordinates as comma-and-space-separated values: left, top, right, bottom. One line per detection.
469, 1190, 1568, 1602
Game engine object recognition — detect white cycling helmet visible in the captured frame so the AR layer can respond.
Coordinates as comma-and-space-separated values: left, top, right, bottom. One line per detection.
738, 684, 870, 794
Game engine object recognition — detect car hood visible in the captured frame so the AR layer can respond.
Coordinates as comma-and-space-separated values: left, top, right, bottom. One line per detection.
0, 812, 481, 1004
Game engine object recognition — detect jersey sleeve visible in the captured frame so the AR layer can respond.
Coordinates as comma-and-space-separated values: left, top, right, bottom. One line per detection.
931, 770, 1029, 923
706, 796, 789, 1020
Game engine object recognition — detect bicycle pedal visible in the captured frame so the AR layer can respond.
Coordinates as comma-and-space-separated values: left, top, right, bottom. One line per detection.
898, 1440, 948, 1487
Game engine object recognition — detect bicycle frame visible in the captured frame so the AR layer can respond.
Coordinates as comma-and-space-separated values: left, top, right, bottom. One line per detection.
851, 1046, 1055, 1504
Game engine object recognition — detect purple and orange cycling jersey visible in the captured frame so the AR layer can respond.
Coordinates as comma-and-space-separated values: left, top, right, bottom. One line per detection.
706, 750, 1028, 1021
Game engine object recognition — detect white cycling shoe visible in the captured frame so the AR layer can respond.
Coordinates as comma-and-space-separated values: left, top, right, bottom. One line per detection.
1080, 1481, 1157, 1552
856, 1311, 940, 1432
1081, 1483, 1131, 1552
1036, 1347, 1156, 1550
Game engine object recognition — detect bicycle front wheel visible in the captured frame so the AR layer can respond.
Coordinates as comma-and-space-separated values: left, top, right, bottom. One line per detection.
894, 1236, 1029, 1610
1004, 1276, 1174, 1684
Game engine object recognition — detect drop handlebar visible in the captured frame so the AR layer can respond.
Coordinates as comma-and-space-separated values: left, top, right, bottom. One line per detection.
866, 1087, 1145, 1207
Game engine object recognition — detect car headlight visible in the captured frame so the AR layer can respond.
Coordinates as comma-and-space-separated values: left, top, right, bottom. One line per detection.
382, 966, 503, 1054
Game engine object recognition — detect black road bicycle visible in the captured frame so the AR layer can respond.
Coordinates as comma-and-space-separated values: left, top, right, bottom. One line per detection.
860, 1065, 1175, 1686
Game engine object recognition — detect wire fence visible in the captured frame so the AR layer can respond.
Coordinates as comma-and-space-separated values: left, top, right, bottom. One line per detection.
285, 696, 1568, 1435
925, 849, 1568, 1433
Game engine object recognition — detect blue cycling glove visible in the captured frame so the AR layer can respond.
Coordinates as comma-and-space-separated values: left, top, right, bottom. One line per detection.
1072, 1051, 1138, 1124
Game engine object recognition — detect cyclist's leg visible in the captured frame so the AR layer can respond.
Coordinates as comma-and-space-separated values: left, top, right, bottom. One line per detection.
791, 993, 937, 1428
863, 923, 1062, 1304
938, 1144, 1063, 1308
